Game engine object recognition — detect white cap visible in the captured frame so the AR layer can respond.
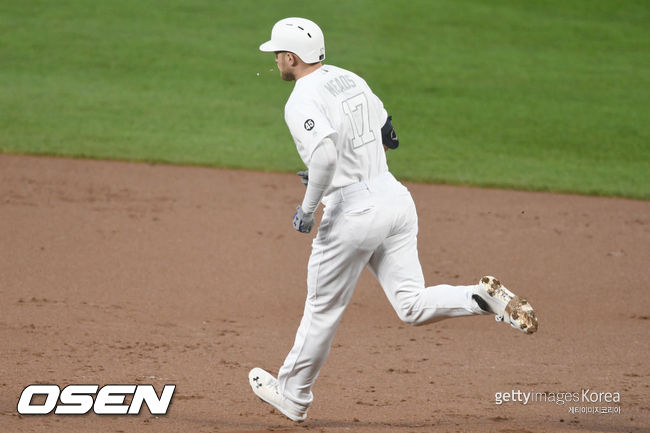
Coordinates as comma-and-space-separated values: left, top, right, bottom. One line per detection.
259, 17, 325, 64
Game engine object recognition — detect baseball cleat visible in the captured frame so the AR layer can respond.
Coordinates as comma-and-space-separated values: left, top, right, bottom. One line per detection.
473, 276, 538, 334
248, 368, 307, 422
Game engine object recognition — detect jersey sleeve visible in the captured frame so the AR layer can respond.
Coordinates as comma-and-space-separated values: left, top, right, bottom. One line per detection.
285, 97, 337, 165
355, 73, 388, 129
372, 90, 388, 127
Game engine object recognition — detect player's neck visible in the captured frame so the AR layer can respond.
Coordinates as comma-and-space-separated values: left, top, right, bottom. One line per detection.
294, 63, 322, 81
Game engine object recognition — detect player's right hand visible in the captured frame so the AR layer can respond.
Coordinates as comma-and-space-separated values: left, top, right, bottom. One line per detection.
292, 205, 314, 233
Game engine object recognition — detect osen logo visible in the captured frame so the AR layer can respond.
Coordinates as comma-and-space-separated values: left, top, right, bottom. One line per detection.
17, 384, 176, 415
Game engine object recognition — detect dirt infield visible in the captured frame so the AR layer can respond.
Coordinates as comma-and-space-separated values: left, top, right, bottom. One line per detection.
1, 154, 648, 433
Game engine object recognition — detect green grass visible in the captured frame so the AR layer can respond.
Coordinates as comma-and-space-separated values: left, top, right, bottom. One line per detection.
1, 0, 648, 199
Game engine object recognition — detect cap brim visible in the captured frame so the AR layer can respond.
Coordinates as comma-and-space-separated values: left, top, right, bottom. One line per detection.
259, 40, 278, 52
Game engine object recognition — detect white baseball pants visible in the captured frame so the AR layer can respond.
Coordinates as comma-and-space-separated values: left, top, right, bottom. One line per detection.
277, 172, 485, 411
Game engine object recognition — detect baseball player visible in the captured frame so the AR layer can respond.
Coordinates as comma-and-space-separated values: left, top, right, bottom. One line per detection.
249, 17, 538, 422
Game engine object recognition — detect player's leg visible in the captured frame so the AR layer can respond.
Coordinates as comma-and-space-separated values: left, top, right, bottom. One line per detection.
277, 199, 383, 414
368, 190, 485, 325
368, 187, 538, 333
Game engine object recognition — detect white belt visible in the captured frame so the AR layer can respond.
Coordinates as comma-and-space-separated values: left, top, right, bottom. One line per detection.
326, 172, 395, 204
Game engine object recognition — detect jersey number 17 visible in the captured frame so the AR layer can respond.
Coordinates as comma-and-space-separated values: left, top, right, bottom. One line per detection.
342, 93, 376, 150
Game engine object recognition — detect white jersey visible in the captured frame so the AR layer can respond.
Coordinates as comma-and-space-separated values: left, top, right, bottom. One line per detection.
284, 64, 389, 199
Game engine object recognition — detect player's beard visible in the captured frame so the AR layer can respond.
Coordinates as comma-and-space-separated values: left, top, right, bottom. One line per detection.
281, 70, 295, 81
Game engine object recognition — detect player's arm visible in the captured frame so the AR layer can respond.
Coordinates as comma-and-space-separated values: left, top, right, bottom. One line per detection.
292, 137, 337, 233
382, 115, 399, 151
369, 89, 398, 152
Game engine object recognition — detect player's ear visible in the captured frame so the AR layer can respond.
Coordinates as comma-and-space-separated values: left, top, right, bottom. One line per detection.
287, 52, 299, 66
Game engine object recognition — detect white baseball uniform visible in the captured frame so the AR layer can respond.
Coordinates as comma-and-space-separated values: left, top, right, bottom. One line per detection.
277, 64, 485, 412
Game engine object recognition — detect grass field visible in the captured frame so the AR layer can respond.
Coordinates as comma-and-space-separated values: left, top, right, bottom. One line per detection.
1, 0, 648, 199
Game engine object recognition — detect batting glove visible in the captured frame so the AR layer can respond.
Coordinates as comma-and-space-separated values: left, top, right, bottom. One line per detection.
292, 205, 314, 233
297, 169, 309, 187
